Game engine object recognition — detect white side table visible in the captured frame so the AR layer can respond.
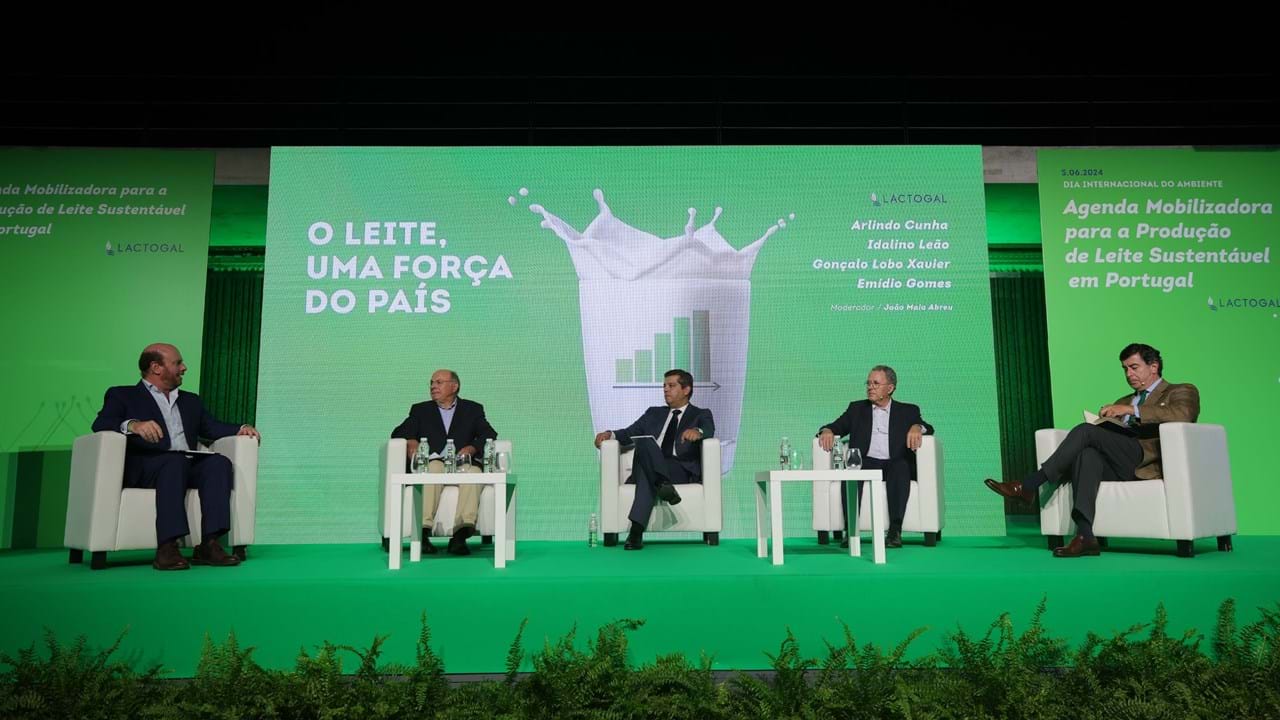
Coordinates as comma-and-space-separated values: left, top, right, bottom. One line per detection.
754, 469, 886, 565
386, 472, 516, 570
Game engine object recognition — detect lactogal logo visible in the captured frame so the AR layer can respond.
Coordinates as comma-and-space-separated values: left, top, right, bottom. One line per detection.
104, 241, 186, 256
875, 192, 949, 205
1207, 295, 1280, 311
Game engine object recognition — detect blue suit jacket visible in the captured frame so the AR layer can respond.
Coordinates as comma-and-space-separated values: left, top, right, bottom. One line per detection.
91, 382, 242, 485
819, 399, 933, 479
611, 404, 715, 478
390, 397, 497, 463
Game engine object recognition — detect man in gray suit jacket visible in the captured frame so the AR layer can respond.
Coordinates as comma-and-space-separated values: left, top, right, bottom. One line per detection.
594, 369, 715, 550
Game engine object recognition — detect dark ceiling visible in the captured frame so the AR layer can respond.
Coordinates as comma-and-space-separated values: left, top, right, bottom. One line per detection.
4, 32, 1276, 148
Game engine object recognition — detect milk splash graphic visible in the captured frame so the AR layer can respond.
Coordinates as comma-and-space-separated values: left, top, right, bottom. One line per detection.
523, 188, 791, 474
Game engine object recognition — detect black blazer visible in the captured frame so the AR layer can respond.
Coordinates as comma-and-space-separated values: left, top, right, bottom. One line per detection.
391, 398, 497, 462
818, 400, 933, 478
91, 381, 243, 485
612, 404, 715, 478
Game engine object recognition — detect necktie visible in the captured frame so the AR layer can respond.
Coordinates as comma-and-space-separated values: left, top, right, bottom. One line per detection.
660, 409, 682, 457
1128, 389, 1150, 427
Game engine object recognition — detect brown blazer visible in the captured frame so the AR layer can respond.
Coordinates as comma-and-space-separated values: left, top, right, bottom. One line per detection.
1114, 380, 1200, 479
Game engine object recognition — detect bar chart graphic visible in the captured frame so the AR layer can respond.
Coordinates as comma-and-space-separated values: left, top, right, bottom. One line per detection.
613, 311, 713, 386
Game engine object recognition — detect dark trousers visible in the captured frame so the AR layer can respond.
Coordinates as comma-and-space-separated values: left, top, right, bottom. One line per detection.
841, 456, 911, 531
626, 438, 697, 527
129, 452, 234, 544
1040, 422, 1143, 527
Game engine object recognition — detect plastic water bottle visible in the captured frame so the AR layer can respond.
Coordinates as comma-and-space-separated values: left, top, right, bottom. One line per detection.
831, 438, 845, 469
413, 438, 431, 473
779, 437, 792, 469
588, 513, 599, 547
483, 438, 496, 473
444, 439, 457, 474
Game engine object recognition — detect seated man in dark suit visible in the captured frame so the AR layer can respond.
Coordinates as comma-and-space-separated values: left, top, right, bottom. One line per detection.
391, 368, 498, 555
593, 369, 715, 550
986, 343, 1200, 557
91, 342, 261, 571
817, 364, 933, 549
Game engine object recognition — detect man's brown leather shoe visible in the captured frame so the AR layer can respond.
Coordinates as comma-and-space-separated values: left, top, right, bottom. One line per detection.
984, 478, 1035, 503
153, 540, 190, 571
1053, 535, 1101, 558
192, 537, 241, 567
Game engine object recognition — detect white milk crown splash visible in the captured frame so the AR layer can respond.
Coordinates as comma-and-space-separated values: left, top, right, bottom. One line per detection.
518, 187, 793, 477
528, 189, 785, 280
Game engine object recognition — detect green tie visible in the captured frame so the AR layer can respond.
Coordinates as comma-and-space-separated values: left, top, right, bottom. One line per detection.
1128, 390, 1150, 428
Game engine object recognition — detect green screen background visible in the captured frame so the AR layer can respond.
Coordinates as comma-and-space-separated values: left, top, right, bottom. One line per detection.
1038, 148, 1279, 534
0, 149, 214, 546
257, 146, 1003, 543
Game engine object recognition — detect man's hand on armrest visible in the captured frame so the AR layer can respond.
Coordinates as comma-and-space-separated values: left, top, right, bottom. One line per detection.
126, 420, 164, 443
818, 429, 835, 452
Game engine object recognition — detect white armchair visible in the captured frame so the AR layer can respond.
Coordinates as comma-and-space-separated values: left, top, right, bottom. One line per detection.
1037, 423, 1236, 557
599, 438, 722, 546
811, 436, 945, 546
64, 431, 258, 569
379, 438, 513, 549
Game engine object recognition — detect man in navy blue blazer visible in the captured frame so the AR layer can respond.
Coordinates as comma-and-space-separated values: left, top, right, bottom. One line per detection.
594, 369, 715, 550
391, 368, 498, 555
91, 343, 260, 570
817, 365, 933, 549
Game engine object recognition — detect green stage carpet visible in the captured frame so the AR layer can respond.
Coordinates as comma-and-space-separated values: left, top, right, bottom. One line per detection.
3, 525, 1276, 677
